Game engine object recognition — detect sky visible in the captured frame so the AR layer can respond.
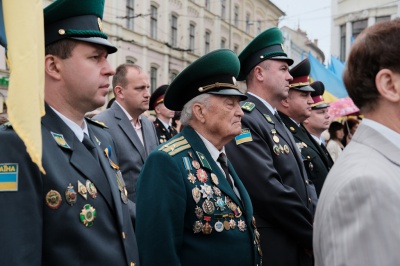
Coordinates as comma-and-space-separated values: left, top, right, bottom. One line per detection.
274, 0, 332, 64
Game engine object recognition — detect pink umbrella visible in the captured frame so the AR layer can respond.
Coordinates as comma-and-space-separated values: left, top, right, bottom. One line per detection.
328, 97, 360, 119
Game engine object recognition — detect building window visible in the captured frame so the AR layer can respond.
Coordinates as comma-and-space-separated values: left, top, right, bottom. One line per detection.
246, 13, 251, 33
234, 5, 239, 27
205, 31, 211, 53
205, 0, 210, 10
352, 19, 367, 40
340, 24, 346, 62
189, 23, 195, 52
376, 16, 390, 23
150, 67, 158, 93
126, 0, 134, 30
221, 0, 226, 20
221, 38, 226, 48
126, 56, 136, 64
170, 71, 178, 82
171, 15, 178, 47
233, 44, 239, 55
150, 5, 157, 39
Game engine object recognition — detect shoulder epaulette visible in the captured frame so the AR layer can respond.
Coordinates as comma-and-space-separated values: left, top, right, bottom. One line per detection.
241, 101, 255, 112
2, 121, 12, 128
86, 118, 108, 128
159, 136, 191, 156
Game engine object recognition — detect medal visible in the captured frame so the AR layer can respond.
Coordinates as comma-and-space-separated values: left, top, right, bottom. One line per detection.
213, 186, 222, 197
45, 189, 62, 209
224, 220, 231, 230
193, 220, 203, 233
187, 173, 196, 184
121, 187, 129, 204
192, 160, 201, 170
210, 173, 219, 185
65, 183, 77, 206
238, 219, 247, 231
273, 135, 280, 143
273, 144, 280, 155
200, 183, 214, 200
192, 186, 201, 203
229, 218, 237, 229
214, 197, 226, 211
196, 169, 208, 183
202, 216, 212, 235
195, 206, 204, 219
78, 180, 87, 200
86, 180, 97, 199
283, 144, 290, 154
214, 221, 224, 232
80, 204, 96, 227
202, 199, 215, 215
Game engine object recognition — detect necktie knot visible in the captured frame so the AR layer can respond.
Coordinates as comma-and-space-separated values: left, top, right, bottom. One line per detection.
274, 111, 283, 123
217, 153, 233, 189
82, 133, 99, 161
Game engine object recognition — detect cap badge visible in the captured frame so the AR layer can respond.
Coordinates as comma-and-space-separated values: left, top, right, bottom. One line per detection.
98, 17, 103, 32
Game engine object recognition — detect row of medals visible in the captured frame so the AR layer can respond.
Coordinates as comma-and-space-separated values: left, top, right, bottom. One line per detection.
271, 129, 290, 156
184, 151, 246, 235
44, 153, 129, 227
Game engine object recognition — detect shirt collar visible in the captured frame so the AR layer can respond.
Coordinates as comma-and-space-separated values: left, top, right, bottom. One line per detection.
50, 106, 87, 141
194, 130, 224, 162
362, 118, 400, 149
247, 92, 275, 114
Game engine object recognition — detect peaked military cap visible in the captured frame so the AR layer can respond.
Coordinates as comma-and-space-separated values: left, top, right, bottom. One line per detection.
44, 0, 117, 54
289, 58, 314, 92
149, 85, 168, 110
164, 49, 247, 111
238, 27, 294, 81
310, 81, 329, 109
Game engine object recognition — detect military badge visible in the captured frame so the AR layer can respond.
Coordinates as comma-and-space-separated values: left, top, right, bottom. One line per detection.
202, 216, 212, 235
214, 197, 226, 211
196, 169, 208, 183
229, 218, 237, 229
86, 180, 97, 199
263, 114, 274, 124
0, 163, 18, 191
193, 220, 203, 233
235, 128, 253, 145
187, 173, 196, 184
45, 189, 62, 209
273, 144, 280, 155
192, 160, 201, 170
200, 183, 214, 200
214, 221, 224, 232
213, 186, 222, 197
241, 102, 255, 112
196, 151, 212, 169
283, 145, 290, 154
51, 131, 70, 149
202, 199, 215, 215
210, 173, 219, 185
65, 183, 77, 206
238, 219, 247, 232
194, 206, 204, 219
80, 204, 96, 227
224, 220, 231, 230
192, 186, 201, 203
78, 180, 87, 200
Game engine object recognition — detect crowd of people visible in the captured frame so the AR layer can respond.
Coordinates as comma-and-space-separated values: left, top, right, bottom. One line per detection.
1, 0, 400, 265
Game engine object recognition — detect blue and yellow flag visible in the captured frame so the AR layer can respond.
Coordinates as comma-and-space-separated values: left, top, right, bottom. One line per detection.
1, 0, 45, 173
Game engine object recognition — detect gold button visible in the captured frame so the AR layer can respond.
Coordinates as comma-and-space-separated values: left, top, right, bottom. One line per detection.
122, 232, 126, 239
130, 263, 135, 266
58, 29, 65, 35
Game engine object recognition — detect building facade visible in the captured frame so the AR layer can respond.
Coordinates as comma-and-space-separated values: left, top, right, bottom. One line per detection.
331, 0, 399, 62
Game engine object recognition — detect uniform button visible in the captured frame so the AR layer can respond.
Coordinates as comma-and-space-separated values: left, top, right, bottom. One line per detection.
122, 232, 126, 239
305, 180, 309, 184
308, 197, 311, 204
130, 263, 135, 266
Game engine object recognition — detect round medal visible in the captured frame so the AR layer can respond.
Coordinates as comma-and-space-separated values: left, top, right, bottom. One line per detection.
210, 173, 219, 185
214, 221, 224, 232
46, 189, 62, 209
224, 220, 231, 230
273, 135, 279, 143
192, 160, 201, 170
283, 145, 290, 154
202, 199, 215, 215
273, 144, 280, 155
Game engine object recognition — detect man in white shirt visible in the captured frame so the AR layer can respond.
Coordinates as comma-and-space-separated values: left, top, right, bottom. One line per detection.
314, 19, 400, 266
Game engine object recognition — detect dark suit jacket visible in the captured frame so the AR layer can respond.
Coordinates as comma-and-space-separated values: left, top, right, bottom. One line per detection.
279, 112, 333, 196
136, 126, 261, 266
93, 102, 159, 202
0, 104, 139, 266
226, 93, 318, 266
153, 118, 178, 144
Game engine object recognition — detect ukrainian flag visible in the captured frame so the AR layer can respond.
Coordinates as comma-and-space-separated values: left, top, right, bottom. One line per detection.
235, 129, 253, 145
0, 163, 18, 191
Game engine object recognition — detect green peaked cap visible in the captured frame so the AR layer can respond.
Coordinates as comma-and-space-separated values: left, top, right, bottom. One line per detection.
44, 0, 117, 53
164, 49, 247, 111
238, 27, 293, 81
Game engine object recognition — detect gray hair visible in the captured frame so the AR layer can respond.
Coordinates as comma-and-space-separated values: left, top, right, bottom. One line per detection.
180, 94, 212, 126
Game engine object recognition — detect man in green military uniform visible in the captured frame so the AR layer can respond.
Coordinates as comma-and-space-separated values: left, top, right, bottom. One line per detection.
149, 84, 178, 143
136, 49, 262, 266
0, 0, 139, 265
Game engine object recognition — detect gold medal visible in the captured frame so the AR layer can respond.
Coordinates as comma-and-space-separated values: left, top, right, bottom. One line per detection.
80, 204, 96, 227
86, 180, 97, 199
78, 180, 87, 200
192, 186, 201, 203
224, 220, 231, 230
273, 135, 280, 143
194, 206, 204, 219
193, 220, 203, 233
192, 160, 201, 170
45, 189, 62, 209
210, 173, 219, 185
187, 173, 196, 184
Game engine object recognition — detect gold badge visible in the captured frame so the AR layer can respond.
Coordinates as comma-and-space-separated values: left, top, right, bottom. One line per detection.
78, 180, 87, 200
51, 132, 70, 148
211, 173, 219, 185
45, 189, 62, 209
86, 180, 97, 199
98, 17, 103, 32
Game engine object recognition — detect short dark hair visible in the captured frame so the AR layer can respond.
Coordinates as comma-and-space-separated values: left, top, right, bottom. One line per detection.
328, 121, 343, 140
112, 64, 143, 89
344, 19, 400, 113
45, 39, 78, 59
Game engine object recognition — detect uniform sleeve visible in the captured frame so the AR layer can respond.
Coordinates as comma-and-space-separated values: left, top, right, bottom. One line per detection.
226, 114, 314, 248
136, 150, 186, 265
0, 129, 43, 265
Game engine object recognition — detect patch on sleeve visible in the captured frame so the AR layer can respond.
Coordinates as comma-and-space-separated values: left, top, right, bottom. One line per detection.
0, 163, 18, 191
241, 102, 255, 112
235, 128, 253, 145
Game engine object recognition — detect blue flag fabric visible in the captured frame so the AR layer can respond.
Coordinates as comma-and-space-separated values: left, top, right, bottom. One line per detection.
328, 55, 345, 81
0, 1, 7, 48
308, 52, 348, 100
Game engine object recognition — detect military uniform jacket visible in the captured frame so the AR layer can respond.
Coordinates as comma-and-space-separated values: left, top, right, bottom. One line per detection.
225, 93, 318, 266
279, 112, 333, 196
93, 102, 159, 202
0, 105, 139, 266
136, 126, 261, 266
153, 118, 178, 144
